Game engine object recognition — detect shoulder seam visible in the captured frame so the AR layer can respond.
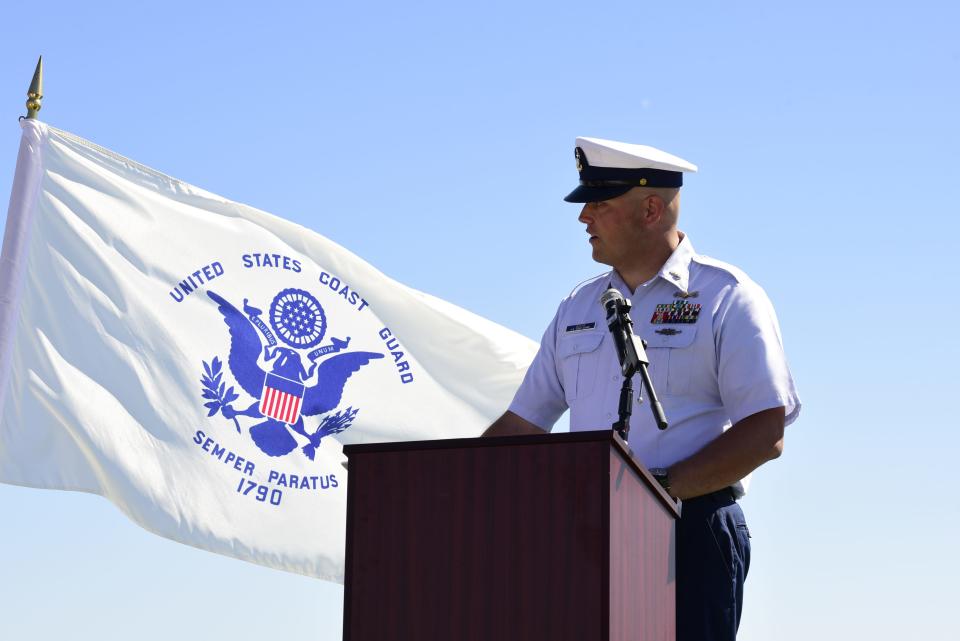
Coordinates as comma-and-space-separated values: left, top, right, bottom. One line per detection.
568, 271, 610, 298
692, 254, 752, 285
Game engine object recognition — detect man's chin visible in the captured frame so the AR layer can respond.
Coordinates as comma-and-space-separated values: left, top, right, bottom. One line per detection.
590, 250, 613, 267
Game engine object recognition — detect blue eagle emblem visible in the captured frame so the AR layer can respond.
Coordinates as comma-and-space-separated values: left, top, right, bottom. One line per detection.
200, 288, 383, 460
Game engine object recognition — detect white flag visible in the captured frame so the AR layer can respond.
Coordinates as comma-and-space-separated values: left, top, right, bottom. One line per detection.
0, 120, 537, 582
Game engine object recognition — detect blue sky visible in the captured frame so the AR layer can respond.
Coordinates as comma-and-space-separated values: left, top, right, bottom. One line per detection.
1, 1, 959, 639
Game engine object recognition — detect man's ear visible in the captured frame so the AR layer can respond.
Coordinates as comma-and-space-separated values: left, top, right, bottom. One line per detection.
640, 194, 665, 225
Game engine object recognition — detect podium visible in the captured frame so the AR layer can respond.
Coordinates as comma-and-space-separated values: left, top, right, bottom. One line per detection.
342, 430, 680, 641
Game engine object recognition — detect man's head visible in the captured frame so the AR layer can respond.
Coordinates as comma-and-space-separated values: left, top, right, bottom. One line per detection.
566, 138, 695, 275
577, 186, 680, 267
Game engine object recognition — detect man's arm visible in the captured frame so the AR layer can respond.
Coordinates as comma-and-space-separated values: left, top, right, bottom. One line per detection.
665, 406, 785, 500
481, 410, 547, 437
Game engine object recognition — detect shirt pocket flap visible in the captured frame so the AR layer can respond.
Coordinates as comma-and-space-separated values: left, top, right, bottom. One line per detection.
643, 325, 699, 395
558, 331, 605, 356
558, 331, 605, 402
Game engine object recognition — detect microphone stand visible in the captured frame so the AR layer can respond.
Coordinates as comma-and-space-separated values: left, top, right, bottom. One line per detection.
610, 297, 669, 442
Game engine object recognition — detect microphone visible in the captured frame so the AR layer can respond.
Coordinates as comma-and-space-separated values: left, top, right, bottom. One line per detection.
598, 287, 668, 437
600, 287, 646, 377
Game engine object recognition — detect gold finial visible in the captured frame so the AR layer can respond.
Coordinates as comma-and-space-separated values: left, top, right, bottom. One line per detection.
25, 56, 43, 119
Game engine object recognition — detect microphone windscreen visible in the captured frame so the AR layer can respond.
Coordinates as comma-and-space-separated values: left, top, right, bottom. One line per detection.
599, 287, 624, 309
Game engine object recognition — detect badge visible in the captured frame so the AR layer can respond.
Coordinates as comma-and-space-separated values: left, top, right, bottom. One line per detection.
565, 322, 595, 333
650, 300, 701, 325
655, 328, 682, 336
574, 147, 585, 173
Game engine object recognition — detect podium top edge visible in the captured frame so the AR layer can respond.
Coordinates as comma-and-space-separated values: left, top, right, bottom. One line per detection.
342, 429, 617, 455
343, 430, 681, 518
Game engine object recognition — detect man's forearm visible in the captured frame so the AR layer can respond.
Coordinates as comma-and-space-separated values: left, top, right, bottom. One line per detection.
666, 406, 785, 500
481, 411, 547, 437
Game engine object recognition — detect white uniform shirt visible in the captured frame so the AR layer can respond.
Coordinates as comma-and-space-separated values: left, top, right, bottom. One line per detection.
508, 235, 800, 495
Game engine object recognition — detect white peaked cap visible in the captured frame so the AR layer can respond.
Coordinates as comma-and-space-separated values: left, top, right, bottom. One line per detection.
576, 137, 698, 173
564, 137, 698, 202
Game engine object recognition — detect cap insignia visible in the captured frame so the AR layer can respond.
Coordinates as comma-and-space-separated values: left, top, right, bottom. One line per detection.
574, 147, 584, 173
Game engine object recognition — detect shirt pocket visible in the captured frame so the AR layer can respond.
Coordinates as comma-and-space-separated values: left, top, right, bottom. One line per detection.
557, 331, 605, 404
644, 325, 698, 396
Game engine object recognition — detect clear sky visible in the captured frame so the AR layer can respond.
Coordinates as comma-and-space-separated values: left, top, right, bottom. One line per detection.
1, 1, 959, 639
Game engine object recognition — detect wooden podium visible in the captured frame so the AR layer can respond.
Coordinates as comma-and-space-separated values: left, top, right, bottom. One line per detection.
342, 430, 680, 641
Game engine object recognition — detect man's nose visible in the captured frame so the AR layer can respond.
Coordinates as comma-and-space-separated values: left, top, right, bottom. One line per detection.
578, 204, 594, 223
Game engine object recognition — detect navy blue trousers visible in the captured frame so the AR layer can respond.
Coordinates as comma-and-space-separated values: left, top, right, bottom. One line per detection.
676, 489, 751, 641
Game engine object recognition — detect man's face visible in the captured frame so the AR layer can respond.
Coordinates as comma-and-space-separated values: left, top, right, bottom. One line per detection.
577, 190, 647, 268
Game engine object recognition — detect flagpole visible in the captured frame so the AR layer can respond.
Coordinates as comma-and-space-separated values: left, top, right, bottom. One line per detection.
25, 57, 43, 120
2, 57, 46, 428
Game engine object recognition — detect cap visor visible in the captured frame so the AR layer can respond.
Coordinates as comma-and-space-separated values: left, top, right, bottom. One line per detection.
563, 183, 634, 203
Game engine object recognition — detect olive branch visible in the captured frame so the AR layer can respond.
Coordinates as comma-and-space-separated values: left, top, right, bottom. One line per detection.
200, 357, 241, 433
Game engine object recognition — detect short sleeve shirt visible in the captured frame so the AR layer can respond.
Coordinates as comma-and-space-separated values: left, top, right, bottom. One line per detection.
508, 235, 800, 494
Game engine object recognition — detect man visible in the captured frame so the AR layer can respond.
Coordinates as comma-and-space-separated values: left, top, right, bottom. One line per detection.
483, 137, 800, 641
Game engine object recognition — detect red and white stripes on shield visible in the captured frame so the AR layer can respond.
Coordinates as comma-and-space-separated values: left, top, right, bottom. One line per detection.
259, 374, 305, 424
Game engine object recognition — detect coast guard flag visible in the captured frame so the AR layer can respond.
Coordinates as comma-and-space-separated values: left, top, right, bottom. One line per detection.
0, 120, 537, 582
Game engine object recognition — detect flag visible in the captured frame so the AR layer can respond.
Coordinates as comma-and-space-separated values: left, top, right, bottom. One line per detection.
0, 120, 537, 582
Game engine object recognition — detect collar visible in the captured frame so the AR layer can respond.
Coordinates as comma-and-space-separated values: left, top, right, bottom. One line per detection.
610, 233, 696, 296
656, 232, 695, 293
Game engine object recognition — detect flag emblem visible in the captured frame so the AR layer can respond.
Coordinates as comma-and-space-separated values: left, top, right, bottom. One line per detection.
259, 373, 305, 424
204, 289, 385, 460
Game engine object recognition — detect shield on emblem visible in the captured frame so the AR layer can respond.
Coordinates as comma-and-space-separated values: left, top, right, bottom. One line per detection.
259, 373, 305, 424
